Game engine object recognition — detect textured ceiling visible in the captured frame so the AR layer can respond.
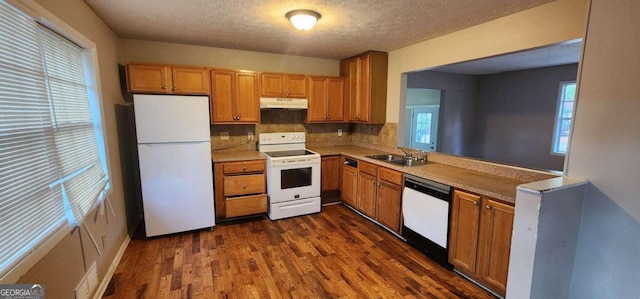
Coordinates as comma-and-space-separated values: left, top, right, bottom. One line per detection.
84, 0, 555, 60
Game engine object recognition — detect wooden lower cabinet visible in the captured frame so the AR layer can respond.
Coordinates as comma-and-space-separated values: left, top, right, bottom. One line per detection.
213, 159, 267, 220
449, 189, 514, 296
477, 198, 515, 295
357, 171, 377, 218
341, 162, 358, 207
375, 167, 403, 233
321, 156, 341, 191
340, 157, 403, 234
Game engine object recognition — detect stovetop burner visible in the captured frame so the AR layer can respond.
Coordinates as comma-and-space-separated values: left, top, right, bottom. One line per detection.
264, 149, 316, 158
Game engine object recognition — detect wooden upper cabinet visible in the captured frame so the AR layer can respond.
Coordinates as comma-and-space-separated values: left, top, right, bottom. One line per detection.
286, 74, 307, 97
127, 64, 169, 93
171, 67, 210, 94
210, 70, 236, 122
307, 76, 344, 122
260, 73, 284, 97
235, 72, 260, 123
307, 76, 327, 122
340, 51, 387, 124
326, 77, 344, 121
357, 55, 371, 122
343, 58, 359, 122
260, 72, 307, 98
127, 63, 209, 95
210, 69, 259, 124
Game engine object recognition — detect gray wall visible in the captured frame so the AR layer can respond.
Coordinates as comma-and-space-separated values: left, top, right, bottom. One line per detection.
407, 71, 478, 156
566, 0, 640, 298
476, 64, 577, 170
406, 65, 577, 170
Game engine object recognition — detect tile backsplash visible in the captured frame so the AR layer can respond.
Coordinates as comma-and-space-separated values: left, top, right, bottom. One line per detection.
210, 109, 354, 151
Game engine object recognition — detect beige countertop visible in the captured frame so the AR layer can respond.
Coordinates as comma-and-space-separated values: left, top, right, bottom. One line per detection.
211, 150, 266, 163
310, 145, 526, 204
211, 145, 527, 203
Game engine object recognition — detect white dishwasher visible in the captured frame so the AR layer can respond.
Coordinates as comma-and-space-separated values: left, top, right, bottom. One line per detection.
402, 174, 453, 269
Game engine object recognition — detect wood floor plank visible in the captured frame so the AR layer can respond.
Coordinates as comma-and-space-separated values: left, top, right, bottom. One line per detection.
103, 204, 494, 299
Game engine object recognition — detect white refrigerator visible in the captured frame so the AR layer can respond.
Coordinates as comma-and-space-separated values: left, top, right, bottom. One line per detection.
134, 94, 215, 237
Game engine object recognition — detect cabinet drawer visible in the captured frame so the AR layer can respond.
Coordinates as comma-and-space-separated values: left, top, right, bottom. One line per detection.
378, 167, 403, 186
225, 194, 267, 218
358, 161, 377, 176
223, 160, 265, 174
223, 174, 265, 196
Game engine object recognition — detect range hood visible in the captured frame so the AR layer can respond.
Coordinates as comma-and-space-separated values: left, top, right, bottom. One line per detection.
260, 98, 308, 109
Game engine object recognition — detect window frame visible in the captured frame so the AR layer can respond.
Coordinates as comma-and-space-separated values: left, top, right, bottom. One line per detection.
551, 80, 577, 156
1, 0, 111, 283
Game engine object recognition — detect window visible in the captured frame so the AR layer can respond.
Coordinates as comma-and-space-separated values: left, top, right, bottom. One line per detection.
0, 0, 109, 281
552, 81, 577, 155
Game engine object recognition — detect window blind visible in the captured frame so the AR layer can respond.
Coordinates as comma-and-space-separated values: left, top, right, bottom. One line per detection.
0, 0, 67, 275
0, 0, 109, 279
38, 27, 107, 225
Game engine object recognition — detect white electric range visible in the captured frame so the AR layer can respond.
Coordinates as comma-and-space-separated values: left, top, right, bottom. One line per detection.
258, 132, 321, 220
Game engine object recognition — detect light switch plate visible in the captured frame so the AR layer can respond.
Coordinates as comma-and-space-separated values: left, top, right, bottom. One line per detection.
220, 132, 229, 140
338, 129, 343, 137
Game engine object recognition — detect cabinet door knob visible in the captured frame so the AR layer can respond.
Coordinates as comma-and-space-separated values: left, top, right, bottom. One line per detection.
172, 87, 178, 91
486, 205, 492, 210
162, 85, 167, 90
473, 200, 478, 205
242, 166, 247, 171
243, 184, 247, 189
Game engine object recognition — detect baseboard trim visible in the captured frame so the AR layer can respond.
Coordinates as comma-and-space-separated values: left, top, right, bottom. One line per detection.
92, 217, 139, 299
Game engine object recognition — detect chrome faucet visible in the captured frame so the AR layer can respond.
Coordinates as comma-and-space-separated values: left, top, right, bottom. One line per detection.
417, 150, 426, 162
397, 147, 414, 159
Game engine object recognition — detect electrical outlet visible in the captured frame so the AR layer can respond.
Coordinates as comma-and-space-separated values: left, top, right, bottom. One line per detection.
338, 129, 343, 137
220, 132, 229, 140
248, 131, 254, 140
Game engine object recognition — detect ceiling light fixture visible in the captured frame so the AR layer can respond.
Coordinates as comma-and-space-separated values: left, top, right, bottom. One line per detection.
286, 9, 321, 31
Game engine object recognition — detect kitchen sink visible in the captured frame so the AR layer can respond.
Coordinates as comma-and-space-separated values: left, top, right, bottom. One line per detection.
367, 154, 404, 161
366, 154, 428, 167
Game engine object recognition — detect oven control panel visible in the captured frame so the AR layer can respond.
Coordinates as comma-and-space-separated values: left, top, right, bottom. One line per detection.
259, 132, 306, 145
269, 156, 321, 167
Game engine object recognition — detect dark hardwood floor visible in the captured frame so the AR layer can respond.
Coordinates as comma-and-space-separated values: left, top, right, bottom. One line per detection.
103, 204, 494, 298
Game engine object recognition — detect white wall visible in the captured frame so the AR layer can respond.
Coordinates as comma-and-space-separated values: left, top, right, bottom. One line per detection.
566, 0, 640, 297
387, 0, 588, 123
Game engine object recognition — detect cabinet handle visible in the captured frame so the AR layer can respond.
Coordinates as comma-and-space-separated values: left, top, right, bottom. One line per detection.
161, 68, 167, 90
486, 205, 492, 210
172, 87, 178, 91
243, 184, 247, 189
242, 166, 247, 171
473, 200, 478, 205
237, 115, 241, 120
